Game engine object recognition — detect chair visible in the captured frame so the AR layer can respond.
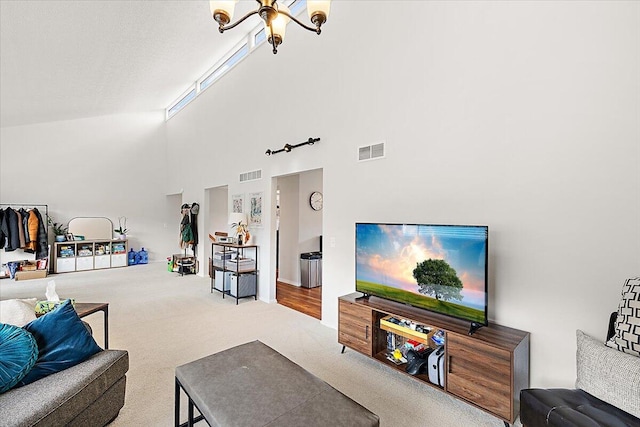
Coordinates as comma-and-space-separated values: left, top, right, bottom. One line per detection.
520, 313, 640, 427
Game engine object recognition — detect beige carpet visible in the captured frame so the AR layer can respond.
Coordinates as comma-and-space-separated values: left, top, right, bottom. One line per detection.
0, 264, 519, 427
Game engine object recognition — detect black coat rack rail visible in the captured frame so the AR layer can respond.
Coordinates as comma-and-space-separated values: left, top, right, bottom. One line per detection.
0, 203, 49, 233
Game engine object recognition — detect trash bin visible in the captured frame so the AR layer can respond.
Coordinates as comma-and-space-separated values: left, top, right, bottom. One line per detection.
300, 252, 322, 288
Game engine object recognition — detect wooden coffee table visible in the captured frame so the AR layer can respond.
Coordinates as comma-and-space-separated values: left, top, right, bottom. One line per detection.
74, 302, 109, 349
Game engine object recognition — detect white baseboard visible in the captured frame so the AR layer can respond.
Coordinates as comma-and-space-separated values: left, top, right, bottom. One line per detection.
278, 278, 300, 287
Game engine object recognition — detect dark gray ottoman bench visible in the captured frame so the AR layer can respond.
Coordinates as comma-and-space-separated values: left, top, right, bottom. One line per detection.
175, 340, 379, 427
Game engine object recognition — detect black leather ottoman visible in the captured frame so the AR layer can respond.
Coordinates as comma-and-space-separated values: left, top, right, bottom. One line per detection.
520, 388, 640, 427
175, 340, 379, 427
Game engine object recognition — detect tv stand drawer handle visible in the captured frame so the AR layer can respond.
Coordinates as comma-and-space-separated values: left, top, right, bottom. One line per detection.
365, 325, 369, 340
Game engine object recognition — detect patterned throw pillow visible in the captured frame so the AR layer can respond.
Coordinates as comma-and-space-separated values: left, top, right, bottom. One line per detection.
0, 323, 38, 393
606, 277, 640, 357
35, 299, 75, 315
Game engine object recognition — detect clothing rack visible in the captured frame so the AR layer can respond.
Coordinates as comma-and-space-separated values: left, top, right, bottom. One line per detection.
180, 202, 199, 253
0, 204, 49, 219
0, 204, 50, 260
177, 203, 199, 276
0, 204, 49, 232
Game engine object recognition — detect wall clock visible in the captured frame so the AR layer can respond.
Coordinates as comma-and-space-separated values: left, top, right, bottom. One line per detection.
309, 191, 323, 211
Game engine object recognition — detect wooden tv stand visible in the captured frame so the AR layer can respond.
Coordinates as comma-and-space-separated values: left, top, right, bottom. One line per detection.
338, 293, 529, 426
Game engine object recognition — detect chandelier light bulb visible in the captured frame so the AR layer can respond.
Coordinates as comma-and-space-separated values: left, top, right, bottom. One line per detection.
210, 0, 238, 28
265, 3, 290, 53
307, 0, 331, 30
211, 0, 331, 54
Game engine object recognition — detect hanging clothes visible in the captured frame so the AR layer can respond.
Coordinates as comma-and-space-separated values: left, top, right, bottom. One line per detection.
1, 208, 20, 251
0, 209, 5, 249
15, 210, 27, 249
180, 204, 194, 249
190, 202, 199, 251
32, 208, 48, 259
25, 210, 39, 252
0, 205, 48, 259
18, 208, 31, 245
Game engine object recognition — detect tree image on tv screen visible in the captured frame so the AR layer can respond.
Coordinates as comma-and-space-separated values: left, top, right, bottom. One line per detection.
413, 259, 464, 302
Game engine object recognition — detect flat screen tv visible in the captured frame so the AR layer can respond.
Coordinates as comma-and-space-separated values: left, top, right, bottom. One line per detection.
355, 223, 488, 329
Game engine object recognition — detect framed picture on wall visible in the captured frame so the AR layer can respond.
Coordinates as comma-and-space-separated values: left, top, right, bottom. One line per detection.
232, 194, 244, 213
249, 192, 263, 227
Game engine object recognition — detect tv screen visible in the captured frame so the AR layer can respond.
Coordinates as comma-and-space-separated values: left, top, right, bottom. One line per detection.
355, 223, 488, 326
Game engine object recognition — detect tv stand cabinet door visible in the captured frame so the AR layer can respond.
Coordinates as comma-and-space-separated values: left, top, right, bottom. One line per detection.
338, 299, 374, 356
446, 333, 513, 422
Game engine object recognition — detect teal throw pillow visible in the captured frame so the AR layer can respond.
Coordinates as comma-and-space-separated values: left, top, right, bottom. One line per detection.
19, 299, 102, 386
0, 323, 38, 393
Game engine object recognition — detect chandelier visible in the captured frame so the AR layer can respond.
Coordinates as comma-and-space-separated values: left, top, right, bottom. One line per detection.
209, 0, 331, 54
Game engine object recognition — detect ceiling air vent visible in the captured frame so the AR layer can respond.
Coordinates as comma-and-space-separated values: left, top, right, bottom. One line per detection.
240, 169, 262, 183
358, 142, 385, 162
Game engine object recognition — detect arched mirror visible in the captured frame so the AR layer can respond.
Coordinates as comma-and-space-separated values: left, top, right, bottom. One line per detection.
68, 217, 113, 240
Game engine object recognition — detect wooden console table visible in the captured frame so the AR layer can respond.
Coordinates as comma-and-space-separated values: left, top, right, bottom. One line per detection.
338, 293, 529, 426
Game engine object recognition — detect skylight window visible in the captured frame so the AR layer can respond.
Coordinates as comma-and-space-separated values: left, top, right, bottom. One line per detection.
167, 87, 196, 119
289, 0, 306, 16
165, 0, 307, 121
200, 43, 249, 92
254, 28, 266, 46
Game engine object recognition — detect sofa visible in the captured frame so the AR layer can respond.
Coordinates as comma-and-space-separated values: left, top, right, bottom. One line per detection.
0, 298, 129, 427
520, 312, 640, 427
0, 349, 129, 427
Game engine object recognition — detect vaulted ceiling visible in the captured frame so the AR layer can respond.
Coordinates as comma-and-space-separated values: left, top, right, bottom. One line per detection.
0, 0, 261, 128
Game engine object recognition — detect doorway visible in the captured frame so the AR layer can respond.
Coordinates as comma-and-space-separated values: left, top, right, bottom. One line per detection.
274, 169, 323, 319
276, 281, 322, 319
204, 185, 229, 278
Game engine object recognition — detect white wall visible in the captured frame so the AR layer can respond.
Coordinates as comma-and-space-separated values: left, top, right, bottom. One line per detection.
0, 0, 635, 393
204, 185, 228, 273
166, 193, 184, 259
277, 174, 300, 285
0, 112, 176, 265
276, 169, 323, 286
163, 1, 639, 389
298, 169, 323, 255
208, 187, 228, 237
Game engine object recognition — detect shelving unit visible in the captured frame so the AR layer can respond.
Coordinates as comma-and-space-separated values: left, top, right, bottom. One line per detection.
379, 315, 436, 346
338, 293, 529, 426
94, 241, 112, 269
53, 239, 128, 273
210, 242, 258, 304
172, 253, 197, 275
110, 241, 127, 267
55, 243, 76, 273
76, 242, 94, 271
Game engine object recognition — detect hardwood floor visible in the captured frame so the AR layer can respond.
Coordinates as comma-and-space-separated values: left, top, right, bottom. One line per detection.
276, 281, 322, 320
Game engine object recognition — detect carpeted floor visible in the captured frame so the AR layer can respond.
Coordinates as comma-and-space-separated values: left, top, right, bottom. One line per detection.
0, 264, 519, 426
